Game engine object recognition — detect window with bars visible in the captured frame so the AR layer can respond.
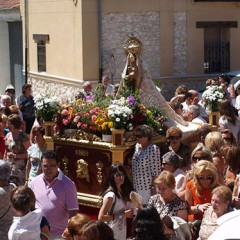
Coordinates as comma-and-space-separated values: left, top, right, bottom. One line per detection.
33, 34, 49, 73
37, 41, 46, 72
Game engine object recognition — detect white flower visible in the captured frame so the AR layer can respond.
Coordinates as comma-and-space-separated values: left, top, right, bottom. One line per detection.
116, 118, 120, 122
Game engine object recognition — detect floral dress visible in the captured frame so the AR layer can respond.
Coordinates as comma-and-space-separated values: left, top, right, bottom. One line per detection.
198, 206, 232, 240
5, 131, 29, 184
27, 143, 47, 186
148, 194, 189, 219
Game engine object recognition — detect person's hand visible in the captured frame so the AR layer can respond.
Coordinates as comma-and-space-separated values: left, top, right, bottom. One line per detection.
124, 209, 134, 218
198, 203, 211, 212
232, 196, 240, 209
7, 152, 16, 160
225, 178, 234, 187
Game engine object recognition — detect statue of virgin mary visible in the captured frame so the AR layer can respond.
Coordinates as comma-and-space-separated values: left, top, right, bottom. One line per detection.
118, 36, 199, 137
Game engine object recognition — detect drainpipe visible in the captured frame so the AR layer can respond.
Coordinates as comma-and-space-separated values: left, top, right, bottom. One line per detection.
24, 0, 28, 84
98, 0, 103, 81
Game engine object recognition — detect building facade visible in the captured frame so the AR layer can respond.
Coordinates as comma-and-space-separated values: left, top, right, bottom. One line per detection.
0, 0, 22, 96
20, 0, 240, 100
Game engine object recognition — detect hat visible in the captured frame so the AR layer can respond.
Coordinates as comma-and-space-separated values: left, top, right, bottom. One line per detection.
162, 151, 183, 168
5, 84, 15, 91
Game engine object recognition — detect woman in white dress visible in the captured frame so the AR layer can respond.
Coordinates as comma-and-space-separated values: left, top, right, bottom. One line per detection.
98, 163, 134, 240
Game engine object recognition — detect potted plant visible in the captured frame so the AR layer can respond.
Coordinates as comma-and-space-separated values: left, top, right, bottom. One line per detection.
34, 94, 61, 136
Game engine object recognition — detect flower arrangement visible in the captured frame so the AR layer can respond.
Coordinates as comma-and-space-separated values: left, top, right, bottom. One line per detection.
73, 102, 100, 132
107, 97, 133, 131
59, 105, 77, 129
204, 86, 225, 112
34, 94, 61, 121
95, 109, 113, 134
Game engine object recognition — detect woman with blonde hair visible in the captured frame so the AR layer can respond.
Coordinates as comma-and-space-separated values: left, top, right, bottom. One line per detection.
191, 145, 213, 164
177, 145, 213, 195
185, 160, 219, 221
205, 131, 226, 185
149, 170, 189, 222
205, 131, 224, 154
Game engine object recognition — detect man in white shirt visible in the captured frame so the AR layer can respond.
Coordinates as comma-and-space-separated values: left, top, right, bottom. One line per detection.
102, 75, 114, 96
186, 105, 207, 125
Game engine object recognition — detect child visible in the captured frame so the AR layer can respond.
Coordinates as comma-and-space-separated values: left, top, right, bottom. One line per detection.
8, 186, 42, 240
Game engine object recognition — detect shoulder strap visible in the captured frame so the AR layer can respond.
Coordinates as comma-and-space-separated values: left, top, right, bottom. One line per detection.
109, 192, 116, 215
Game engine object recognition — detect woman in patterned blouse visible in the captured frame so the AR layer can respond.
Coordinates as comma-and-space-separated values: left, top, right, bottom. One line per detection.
131, 125, 161, 204
148, 170, 189, 222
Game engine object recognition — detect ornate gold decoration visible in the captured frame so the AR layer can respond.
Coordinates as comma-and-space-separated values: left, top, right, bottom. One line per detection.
112, 128, 125, 145
123, 35, 143, 56
96, 161, 103, 184
61, 156, 69, 175
75, 149, 88, 157
76, 159, 90, 182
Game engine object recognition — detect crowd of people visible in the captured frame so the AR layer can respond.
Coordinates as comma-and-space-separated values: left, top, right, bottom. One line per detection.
1, 74, 240, 240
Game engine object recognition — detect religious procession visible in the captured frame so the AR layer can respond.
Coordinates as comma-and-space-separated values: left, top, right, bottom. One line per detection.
1, 0, 240, 240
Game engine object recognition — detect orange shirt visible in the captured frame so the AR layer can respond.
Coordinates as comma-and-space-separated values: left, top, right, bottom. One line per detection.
186, 180, 212, 220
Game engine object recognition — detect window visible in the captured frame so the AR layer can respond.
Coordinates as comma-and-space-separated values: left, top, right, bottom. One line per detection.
37, 41, 46, 72
196, 22, 237, 74
33, 34, 49, 73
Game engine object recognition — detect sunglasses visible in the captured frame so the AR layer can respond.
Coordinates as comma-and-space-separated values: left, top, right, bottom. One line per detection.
168, 136, 181, 140
161, 162, 168, 166
198, 175, 213, 181
223, 137, 232, 142
192, 156, 205, 162
135, 134, 143, 138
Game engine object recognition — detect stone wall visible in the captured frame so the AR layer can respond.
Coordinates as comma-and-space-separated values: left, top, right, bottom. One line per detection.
28, 75, 85, 103
173, 12, 187, 75
102, 12, 160, 79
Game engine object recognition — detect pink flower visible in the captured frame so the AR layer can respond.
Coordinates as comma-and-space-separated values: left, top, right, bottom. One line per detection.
63, 118, 70, 126
61, 109, 68, 116
91, 115, 97, 121
81, 124, 87, 129
83, 113, 89, 117
90, 126, 96, 131
74, 115, 80, 122
77, 122, 82, 127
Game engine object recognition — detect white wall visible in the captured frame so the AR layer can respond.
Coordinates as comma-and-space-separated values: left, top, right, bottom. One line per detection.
0, 21, 10, 94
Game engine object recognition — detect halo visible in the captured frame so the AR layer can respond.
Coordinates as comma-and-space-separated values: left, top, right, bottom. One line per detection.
123, 35, 143, 56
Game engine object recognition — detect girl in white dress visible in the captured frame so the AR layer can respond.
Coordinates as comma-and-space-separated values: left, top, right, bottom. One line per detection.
98, 163, 134, 240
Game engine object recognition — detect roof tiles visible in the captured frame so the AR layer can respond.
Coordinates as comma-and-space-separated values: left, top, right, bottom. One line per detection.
0, 0, 20, 9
